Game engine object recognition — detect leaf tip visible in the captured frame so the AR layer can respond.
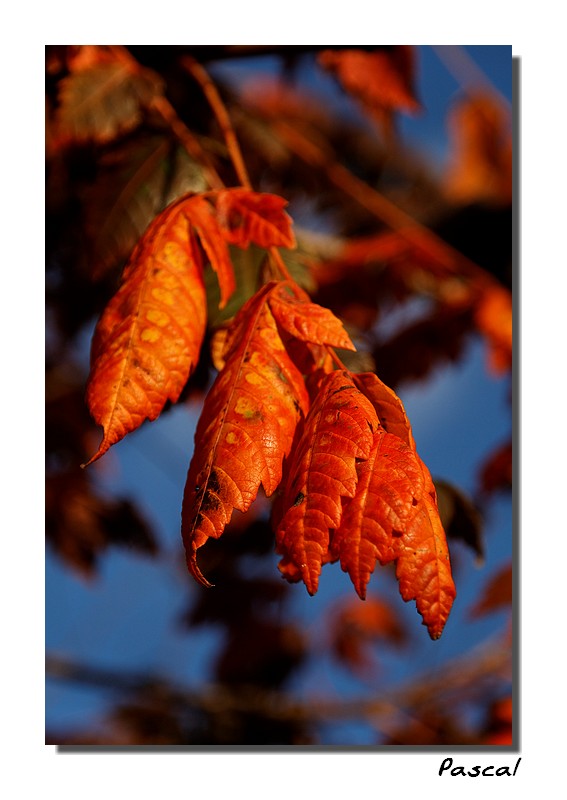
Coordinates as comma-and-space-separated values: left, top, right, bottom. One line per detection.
80, 448, 105, 469
187, 551, 215, 589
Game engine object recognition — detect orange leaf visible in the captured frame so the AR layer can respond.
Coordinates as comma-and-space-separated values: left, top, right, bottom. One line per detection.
84, 196, 207, 465
318, 47, 420, 133
275, 370, 378, 595
394, 462, 456, 639
354, 371, 416, 448
181, 283, 310, 586
268, 282, 355, 350
444, 93, 512, 206
474, 284, 512, 374
215, 187, 296, 249
185, 194, 236, 308
330, 427, 426, 599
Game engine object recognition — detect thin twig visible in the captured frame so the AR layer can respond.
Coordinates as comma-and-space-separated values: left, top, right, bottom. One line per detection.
149, 95, 225, 190
182, 56, 253, 190
268, 246, 295, 283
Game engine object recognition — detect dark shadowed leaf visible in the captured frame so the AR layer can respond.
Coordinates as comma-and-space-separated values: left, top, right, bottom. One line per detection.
57, 59, 163, 144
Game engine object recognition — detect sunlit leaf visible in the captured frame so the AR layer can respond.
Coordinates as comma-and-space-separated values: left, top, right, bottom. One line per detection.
275, 370, 377, 594
269, 282, 355, 351
215, 187, 296, 249
84, 196, 208, 465
181, 282, 310, 586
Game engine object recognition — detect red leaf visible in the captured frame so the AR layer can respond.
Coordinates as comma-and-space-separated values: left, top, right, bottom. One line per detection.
85, 188, 297, 464
394, 461, 456, 639
275, 370, 378, 594
215, 187, 296, 249
330, 427, 426, 599
330, 375, 456, 639
181, 283, 309, 586
354, 371, 416, 448
185, 194, 236, 308
84, 196, 207, 465
318, 47, 420, 133
269, 282, 355, 351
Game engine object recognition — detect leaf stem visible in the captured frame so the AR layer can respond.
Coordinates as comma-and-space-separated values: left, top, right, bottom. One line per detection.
327, 347, 350, 372
149, 95, 225, 191
182, 56, 253, 190
268, 246, 295, 283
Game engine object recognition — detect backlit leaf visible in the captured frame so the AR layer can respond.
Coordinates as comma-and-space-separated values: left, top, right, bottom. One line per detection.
181, 282, 310, 586
84, 196, 207, 465
330, 426, 426, 599
215, 187, 296, 249
354, 371, 416, 448
275, 370, 378, 594
184, 194, 236, 308
394, 461, 456, 639
269, 282, 355, 351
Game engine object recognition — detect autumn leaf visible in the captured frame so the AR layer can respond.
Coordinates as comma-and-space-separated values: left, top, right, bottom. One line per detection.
56, 50, 163, 144
82, 134, 208, 279
354, 371, 416, 448
84, 196, 208, 465
194, 188, 296, 308
318, 46, 420, 133
215, 187, 296, 249
330, 375, 456, 639
46, 469, 158, 577
372, 304, 475, 390
393, 467, 456, 640
444, 93, 512, 206
269, 282, 355, 351
435, 479, 484, 562
275, 370, 378, 595
474, 284, 513, 374
182, 194, 236, 308
181, 282, 310, 586
84, 187, 297, 465
330, 426, 426, 599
